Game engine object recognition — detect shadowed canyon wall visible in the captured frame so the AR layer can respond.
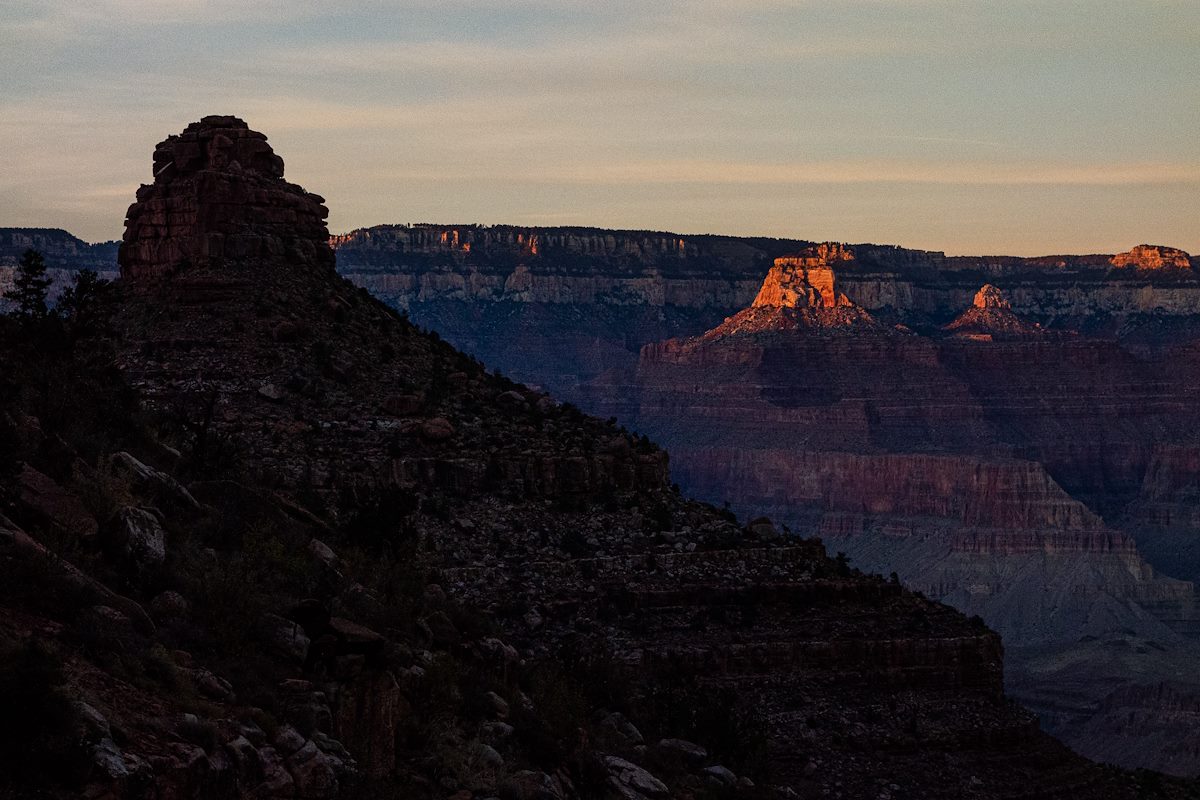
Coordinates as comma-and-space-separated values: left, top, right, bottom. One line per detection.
331, 230, 1200, 775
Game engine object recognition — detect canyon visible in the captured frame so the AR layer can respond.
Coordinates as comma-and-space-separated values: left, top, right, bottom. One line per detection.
5, 117, 1174, 799
327, 227, 1200, 775
6, 150, 1200, 790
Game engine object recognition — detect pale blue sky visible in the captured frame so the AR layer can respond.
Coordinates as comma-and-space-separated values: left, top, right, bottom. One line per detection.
2, 0, 1197, 254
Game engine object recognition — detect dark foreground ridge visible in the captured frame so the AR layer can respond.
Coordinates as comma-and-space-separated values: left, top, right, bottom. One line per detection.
1, 116, 1193, 799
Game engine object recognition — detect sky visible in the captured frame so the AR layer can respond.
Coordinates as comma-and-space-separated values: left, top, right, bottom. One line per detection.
1, 0, 1197, 256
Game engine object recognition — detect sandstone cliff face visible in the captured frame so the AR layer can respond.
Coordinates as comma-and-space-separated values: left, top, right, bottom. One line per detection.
1111, 244, 1193, 271
120, 116, 333, 285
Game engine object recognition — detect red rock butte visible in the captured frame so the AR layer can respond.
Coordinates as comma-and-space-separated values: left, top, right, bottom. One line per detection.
972, 284, 1010, 310
1110, 244, 1192, 270
119, 115, 334, 285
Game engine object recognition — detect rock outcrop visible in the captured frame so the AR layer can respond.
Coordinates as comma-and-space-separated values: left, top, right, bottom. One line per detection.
1110, 244, 1193, 271
944, 284, 1045, 339
119, 115, 333, 286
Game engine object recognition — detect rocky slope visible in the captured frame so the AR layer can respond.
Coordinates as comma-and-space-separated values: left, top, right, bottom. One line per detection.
570, 253, 1200, 774
329, 230, 1200, 775
2, 116, 1174, 799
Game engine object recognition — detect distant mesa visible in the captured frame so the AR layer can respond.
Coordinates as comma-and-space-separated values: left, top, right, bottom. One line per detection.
703, 243, 884, 337
119, 114, 333, 285
1110, 244, 1192, 271
752, 244, 855, 309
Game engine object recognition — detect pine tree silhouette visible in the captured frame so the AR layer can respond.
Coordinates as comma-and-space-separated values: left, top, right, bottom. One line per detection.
4, 249, 52, 318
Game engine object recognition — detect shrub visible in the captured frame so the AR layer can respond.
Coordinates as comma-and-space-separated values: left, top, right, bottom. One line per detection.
0, 641, 89, 790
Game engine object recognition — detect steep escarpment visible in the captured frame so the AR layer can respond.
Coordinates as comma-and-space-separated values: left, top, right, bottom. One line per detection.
334, 229, 1200, 400
332, 224, 810, 394
3, 117, 1162, 799
573, 263, 1200, 775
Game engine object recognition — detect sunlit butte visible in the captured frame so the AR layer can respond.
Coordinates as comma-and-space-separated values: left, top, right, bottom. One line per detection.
2, 0, 1197, 254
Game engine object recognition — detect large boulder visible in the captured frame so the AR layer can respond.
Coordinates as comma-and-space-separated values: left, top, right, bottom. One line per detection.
257, 613, 311, 664
18, 464, 98, 541
108, 507, 167, 572
604, 756, 669, 799
109, 451, 200, 512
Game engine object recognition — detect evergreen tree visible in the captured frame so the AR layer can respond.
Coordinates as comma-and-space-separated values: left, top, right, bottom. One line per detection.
4, 249, 52, 318
57, 269, 109, 337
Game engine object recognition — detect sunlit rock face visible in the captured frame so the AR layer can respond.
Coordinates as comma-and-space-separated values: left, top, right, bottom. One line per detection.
944, 284, 1045, 339
973, 284, 1010, 309
752, 244, 856, 308
120, 115, 334, 285
1110, 244, 1193, 270
704, 245, 889, 336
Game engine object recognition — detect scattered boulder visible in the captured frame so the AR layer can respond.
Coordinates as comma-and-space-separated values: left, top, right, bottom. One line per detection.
420, 417, 456, 442
1, 513, 155, 634
256, 746, 295, 796
109, 506, 167, 571
471, 741, 505, 770
109, 451, 200, 511
420, 610, 460, 647
654, 738, 708, 766
308, 537, 338, 568
497, 390, 529, 412
745, 516, 781, 542
600, 711, 644, 745
257, 613, 311, 664
223, 736, 260, 784
481, 721, 514, 743
150, 590, 190, 620
18, 465, 98, 541
77, 604, 139, 648
382, 394, 424, 416
188, 668, 235, 702
702, 765, 737, 786
484, 691, 510, 720
423, 583, 448, 606
604, 755, 668, 799
258, 383, 286, 402
502, 770, 568, 800
328, 616, 385, 657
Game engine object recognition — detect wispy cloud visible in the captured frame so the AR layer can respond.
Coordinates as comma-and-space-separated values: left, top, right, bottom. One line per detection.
1, 0, 1196, 252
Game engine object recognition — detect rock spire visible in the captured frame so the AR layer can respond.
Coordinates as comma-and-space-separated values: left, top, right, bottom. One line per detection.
119, 115, 334, 284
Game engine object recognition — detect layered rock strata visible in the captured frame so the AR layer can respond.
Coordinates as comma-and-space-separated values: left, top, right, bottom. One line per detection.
89, 117, 1163, 797
571, 255, 1200, 773
333, 229, 1200, 398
